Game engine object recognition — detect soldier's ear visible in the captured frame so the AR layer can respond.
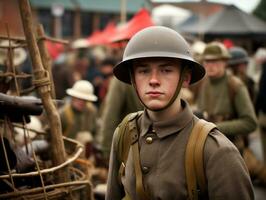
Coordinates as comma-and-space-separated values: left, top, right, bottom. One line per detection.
182, 70, 191, 88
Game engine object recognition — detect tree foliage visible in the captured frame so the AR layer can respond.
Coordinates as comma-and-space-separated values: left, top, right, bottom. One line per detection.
253, 0, 266, 22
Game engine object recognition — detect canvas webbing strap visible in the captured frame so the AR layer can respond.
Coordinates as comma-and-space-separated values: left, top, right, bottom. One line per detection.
130, 116, 150, 200
185, 119, 216, 200
194, 120, 216, 196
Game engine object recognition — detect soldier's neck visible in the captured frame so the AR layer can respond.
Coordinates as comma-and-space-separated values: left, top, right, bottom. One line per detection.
147, 98, 182, 122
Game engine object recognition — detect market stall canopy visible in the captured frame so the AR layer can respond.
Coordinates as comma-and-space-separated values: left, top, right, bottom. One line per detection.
87, 22, 117, 45
180, 5, 266, 38
72, 22, 117, 48
111, 8, 154, 42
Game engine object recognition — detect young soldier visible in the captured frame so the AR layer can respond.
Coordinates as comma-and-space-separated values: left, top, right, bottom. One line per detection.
106, 26, 253, 200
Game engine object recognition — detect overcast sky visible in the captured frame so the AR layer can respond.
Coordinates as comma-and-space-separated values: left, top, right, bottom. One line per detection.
152, 0, 261, 13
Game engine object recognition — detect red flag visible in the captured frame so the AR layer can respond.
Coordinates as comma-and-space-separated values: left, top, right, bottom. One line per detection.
45, 41, 65, 60
111, 8, 154, 42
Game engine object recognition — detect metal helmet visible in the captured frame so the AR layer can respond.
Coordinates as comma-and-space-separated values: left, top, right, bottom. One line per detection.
202, 41, 231, 61
228, 46, 249, 66
113, 26, 205, 85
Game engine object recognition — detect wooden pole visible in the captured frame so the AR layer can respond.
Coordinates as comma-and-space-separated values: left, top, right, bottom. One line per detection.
120, 0, 127, 24
18, 0, 68, 183
36, 24, 56, 99
73, 8, 81, 39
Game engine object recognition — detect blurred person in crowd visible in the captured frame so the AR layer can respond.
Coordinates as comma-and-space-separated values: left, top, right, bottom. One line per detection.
86, 47, 106, 92
188, 40, 207, 110
99, 77, 143, 161
196, 42, 266, 185
191, 40, 206, 63
255, 48, 266, 164
228, 46, 256, 103
73, 52, 91, 81
59, 79, 108, 192
59, 80, 99, 157
52, 53, 75, 100
97, 58, 116, 108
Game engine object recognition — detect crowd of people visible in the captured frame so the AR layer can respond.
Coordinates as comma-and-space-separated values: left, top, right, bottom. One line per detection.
1, 25, 266, 199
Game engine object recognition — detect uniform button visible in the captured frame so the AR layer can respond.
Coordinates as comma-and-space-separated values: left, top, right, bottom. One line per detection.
151, 129, 156, 133
146, 136, 153, 144
142, 166, 150, 174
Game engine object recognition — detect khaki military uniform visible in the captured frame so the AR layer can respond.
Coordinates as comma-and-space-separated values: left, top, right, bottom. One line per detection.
196, 72, 257, 139
106, 100, 253, 200
100, 77, 143, 159
195, 72, 266, 185
59, 102, 98, 140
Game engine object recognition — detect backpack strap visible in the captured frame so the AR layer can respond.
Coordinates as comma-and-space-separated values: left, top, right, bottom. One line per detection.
130, 118, 150, 200
185, 119, 216, 200
117, 111, 149, 200
117, 112, 142, 182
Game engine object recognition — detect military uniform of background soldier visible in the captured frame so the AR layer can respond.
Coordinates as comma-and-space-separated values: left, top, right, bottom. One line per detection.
106, 26, 253, 200
196, 41, 266, 185
59, 80, 99, 157
99, 77, 143, 161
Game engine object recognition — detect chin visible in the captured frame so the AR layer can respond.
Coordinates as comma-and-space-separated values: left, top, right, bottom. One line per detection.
146, 103, 165, 111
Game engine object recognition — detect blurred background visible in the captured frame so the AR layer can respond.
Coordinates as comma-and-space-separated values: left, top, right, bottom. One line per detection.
1, 0, 266, 199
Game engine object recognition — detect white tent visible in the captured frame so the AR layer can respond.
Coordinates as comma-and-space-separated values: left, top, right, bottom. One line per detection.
152, 4, 191, 28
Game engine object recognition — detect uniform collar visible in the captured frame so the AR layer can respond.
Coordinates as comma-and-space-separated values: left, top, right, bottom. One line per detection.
139, 100, 193, 139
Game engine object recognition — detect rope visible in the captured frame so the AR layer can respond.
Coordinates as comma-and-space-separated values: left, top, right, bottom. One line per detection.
32, 70, 51, 91
0, 72, 32, 78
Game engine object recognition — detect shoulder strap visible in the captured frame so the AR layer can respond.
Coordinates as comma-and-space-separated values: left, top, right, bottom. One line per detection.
117, 112, 142, 179
185, 119, 216, 200
117, 112, 142, 163
117, 111, 148, 200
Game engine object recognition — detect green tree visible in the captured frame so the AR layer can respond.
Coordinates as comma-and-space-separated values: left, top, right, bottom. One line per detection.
253, 0, 266, 21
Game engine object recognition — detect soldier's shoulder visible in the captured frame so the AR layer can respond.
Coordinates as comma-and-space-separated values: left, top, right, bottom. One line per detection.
205, 128, 238, 153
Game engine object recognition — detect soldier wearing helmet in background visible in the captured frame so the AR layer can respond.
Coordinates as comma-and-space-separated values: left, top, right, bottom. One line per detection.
228, 46, 256, 103
196, 42, 266, 185
106, 26, 253, 200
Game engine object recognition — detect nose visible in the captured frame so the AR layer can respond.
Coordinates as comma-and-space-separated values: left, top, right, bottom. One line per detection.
149, 70, 160, 86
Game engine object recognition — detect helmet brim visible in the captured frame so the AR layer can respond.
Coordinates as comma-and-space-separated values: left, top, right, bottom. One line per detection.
113, 56, 205, 85
228, 57, 249, 66
66, 89, 98, 102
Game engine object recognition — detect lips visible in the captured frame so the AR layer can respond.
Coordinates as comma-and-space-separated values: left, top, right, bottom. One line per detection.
146, 91, 163, 97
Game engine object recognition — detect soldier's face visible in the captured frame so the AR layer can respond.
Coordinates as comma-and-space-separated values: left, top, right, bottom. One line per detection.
71, 97, 87, 111
203, 59, 227, 78
133, 57, 182, 111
